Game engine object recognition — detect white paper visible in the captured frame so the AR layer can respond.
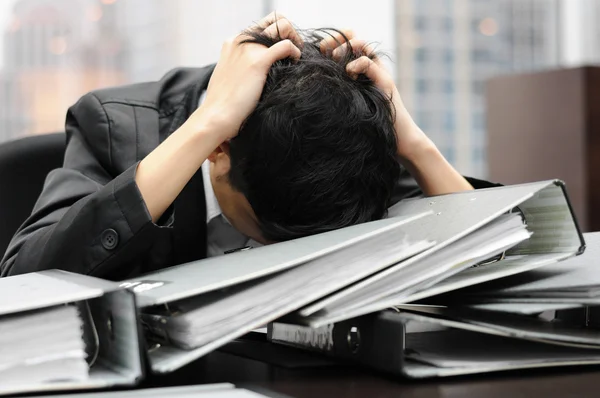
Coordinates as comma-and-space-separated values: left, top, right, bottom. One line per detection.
404, 328, 600, 369
479, 232, 600, 298
301, 214, 528, 317
0, 305, 88, 387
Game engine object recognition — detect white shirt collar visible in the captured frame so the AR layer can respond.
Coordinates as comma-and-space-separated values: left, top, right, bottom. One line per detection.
197, 91, 264, 251
201, 160, 222, 223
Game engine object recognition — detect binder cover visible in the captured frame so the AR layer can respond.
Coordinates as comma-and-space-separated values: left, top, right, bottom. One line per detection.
0, 270, 143, 396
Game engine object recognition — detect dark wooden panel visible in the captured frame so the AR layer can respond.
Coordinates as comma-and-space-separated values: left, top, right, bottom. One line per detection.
487, 68, 589, 230
584, 68, 600, 233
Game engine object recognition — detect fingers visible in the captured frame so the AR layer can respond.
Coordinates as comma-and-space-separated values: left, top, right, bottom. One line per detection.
262, 18, 303, 49
255, 11, 286, 29
319, 29, 354, 55
346, 56, 385, 83
267, 39, 302, 64
332, 39, 379, 63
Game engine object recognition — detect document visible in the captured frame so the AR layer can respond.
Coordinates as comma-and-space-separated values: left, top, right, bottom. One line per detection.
397, 306, 600, 349
302, 213, 531, 326
405, 329, 600, 369
0, 305, 88, 387
476, 232, 600, 300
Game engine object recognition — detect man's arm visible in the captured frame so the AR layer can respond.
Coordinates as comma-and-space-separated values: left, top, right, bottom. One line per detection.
389, 128, 474, 196
0, 93, 163, 278
325, 33, 474, 196
0, 12, 302, 277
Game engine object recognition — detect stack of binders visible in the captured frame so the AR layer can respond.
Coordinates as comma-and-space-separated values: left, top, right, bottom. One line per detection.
130, 179, 587, 376
270, 237, 600, 378
1, 179, 596, 394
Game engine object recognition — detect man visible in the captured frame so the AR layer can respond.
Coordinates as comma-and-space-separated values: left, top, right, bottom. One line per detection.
0, 14, 484, 280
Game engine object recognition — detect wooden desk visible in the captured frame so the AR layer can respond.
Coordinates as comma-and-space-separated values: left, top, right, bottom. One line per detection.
147, 340, 600, 398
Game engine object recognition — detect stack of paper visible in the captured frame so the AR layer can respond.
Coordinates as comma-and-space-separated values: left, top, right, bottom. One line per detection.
437, 232, 600, 321
298, 180, 582, 327
0, 305, 88, 387
401, 327, 600, 376
463, 231, 600, 307
298, 213, 530, 326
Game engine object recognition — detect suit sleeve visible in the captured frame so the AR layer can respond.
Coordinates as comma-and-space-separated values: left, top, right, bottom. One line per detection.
0, 93, 171, 279
390, 169, 503, 205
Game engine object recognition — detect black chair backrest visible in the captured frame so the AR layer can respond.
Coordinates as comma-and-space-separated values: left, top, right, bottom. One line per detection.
0, 133, 66, 258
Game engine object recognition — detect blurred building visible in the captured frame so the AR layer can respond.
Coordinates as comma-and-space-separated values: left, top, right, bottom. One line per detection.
114, 0, 178, 83
0, 0, 262, 141
0, 0, 397, 142
0, 0, 188, 140
0, 0, 128, 139
0, 0, 588, 183
395, 0, 560, 178
0, 74, 27, 140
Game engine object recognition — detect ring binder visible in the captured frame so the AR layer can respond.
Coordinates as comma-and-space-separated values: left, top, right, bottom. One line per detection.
80, 301, 100, 367
0, 271, 144, 396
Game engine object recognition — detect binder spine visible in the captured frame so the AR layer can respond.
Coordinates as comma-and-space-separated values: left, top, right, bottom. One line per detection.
268, 311, 406, 374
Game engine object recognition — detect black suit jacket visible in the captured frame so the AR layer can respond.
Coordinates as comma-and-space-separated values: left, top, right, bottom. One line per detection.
0, 66, 499, 280
0, 66, 217, 280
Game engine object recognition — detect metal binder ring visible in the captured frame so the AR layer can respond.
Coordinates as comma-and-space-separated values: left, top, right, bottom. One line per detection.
82, 302, 100, 367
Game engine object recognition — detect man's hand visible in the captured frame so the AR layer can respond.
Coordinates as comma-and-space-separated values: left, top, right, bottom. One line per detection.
191, 12, 302, 141
322, 31, 429, 163
323, 31, 473, 195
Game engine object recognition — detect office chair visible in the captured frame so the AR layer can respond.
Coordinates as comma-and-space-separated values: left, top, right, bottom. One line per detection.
0, 133, 66, 258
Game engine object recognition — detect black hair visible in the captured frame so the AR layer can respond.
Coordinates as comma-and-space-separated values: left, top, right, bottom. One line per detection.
229, 26, 402, 241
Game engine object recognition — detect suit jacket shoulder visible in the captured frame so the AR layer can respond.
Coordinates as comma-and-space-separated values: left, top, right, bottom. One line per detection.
1, 66, 215, 278
91, 66, 215, 113
68, 65, 215, 176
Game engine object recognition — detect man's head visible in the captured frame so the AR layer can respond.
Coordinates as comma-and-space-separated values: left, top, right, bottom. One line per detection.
208, 28, 402, 243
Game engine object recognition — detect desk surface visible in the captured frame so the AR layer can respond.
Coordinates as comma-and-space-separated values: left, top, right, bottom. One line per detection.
146, 340, 600, 398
